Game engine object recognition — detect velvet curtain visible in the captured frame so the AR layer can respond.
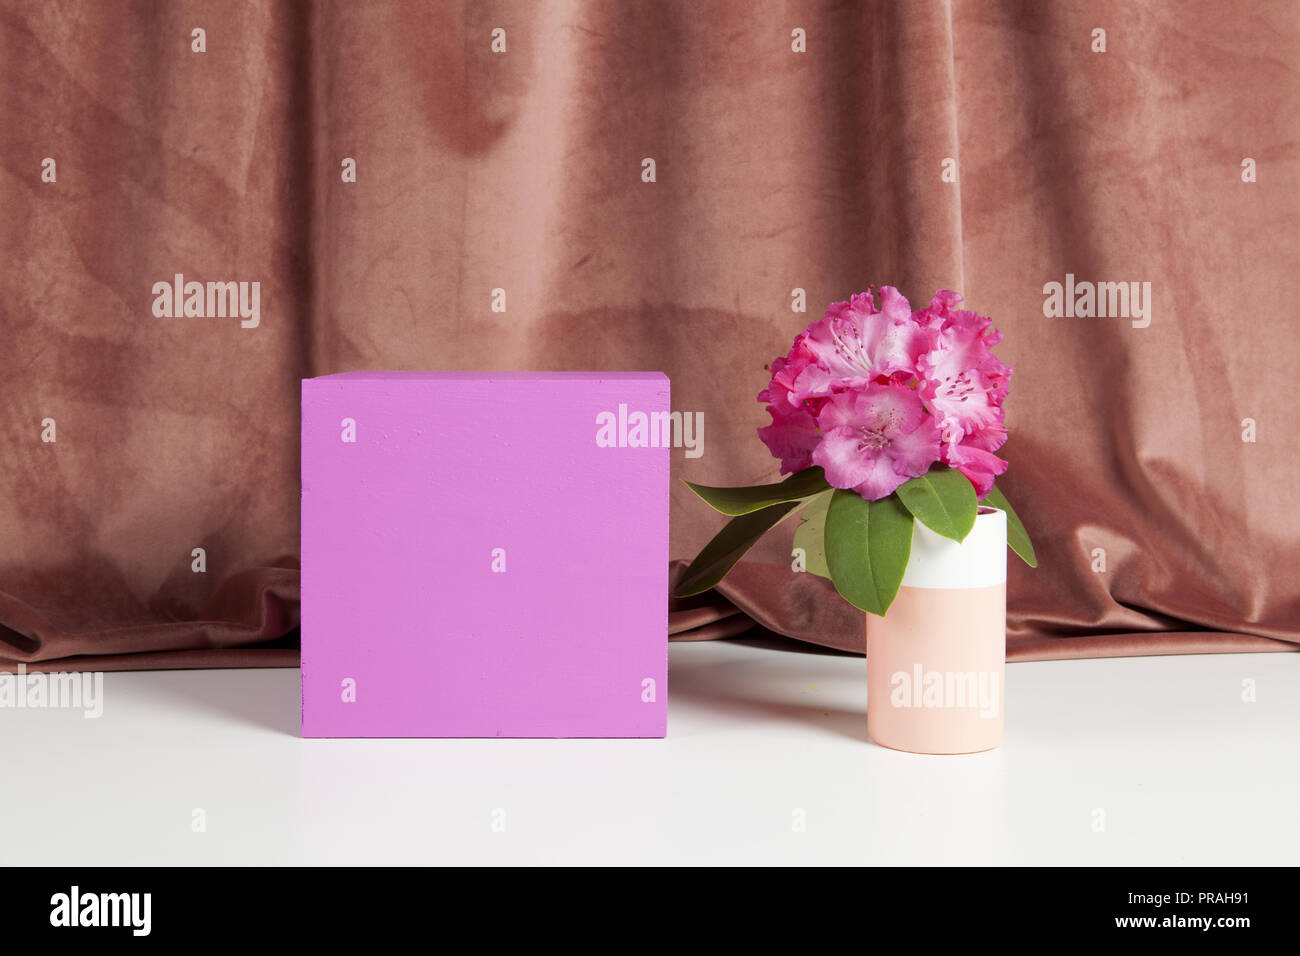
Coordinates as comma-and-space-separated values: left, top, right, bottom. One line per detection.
3, 0, 1297, 670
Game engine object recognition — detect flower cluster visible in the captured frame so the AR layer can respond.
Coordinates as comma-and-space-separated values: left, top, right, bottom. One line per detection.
757, 287, 1012, 500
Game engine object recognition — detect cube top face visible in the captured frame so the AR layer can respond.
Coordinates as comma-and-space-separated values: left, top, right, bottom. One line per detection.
300, 372, 670, 738
318, 370, 665, 381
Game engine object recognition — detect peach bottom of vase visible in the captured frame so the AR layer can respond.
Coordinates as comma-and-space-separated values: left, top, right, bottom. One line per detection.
866, 582, 1006, 755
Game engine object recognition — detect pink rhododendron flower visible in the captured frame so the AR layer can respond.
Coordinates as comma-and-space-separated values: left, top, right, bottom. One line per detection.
917, 326, 1004, 439
756, 372, 822, 474
757, 287, 1013, 499
790, 287, 930, 403
943, 439, 1008, 499
812, 383, 941, 499
757, 352, 831, 474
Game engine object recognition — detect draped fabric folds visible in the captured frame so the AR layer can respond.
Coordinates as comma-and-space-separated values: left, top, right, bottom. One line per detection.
2, 1, 1297, 670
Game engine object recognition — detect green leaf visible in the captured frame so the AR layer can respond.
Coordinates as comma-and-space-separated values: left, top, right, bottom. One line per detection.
682, 466, 830, 516
895, 465, 978, 542
982, 485, 1038, 568
791, 489, 833, 580
824, 489, 914, 616
673, 500, 802, 597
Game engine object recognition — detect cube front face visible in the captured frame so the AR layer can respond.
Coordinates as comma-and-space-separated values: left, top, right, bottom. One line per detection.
301, 372, 669, 738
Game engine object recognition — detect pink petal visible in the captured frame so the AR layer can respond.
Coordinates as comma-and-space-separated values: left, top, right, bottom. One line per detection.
813, 425, 880, 489
851, 456, 910, 501
962, 421, 1008, 453
948, 443, 1008, 498
757, 404, 821, 475
887, 413, 942, 477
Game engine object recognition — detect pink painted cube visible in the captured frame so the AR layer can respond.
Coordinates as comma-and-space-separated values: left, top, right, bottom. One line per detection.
301, 371, 670, 738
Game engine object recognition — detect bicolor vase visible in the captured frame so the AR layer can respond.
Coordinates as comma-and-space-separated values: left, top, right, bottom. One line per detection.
866, 506, 1007, 754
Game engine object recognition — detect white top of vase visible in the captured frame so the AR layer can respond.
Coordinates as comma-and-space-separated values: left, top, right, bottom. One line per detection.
901, 506, 1007, 590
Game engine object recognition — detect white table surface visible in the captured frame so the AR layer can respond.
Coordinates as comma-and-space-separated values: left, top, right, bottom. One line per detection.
3, 638, 1296, 866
